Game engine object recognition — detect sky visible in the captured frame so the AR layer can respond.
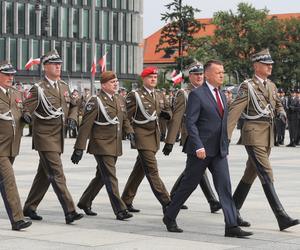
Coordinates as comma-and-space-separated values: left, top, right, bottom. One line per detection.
143, 0, 300, 38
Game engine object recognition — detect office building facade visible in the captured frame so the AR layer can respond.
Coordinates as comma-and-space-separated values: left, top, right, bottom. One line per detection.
0, 0, 143, 89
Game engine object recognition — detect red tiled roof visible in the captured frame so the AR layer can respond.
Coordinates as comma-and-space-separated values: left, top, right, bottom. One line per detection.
144, 13, 300, 65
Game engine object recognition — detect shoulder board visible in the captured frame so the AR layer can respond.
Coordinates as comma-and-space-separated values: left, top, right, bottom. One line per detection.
59, 80, 68, 86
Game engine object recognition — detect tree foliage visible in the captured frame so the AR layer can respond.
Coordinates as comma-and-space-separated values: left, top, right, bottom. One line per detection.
190, 2, 300, 88
156, 0, 203, 71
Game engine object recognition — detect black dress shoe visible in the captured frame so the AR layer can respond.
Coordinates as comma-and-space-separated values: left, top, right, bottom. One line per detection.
126, 204, 140, 213
286, 143, 296, 147
162, 216, 183, 233
78, 205, 97, 216
65, 211, 84, 224
237, 212, 251, 227
23, 209, 43, 220
116, 210, 133, 220
12, 220, 32, 231
181, 204, 188, 209
209, 200, 222, 213
225, 226, 253, 238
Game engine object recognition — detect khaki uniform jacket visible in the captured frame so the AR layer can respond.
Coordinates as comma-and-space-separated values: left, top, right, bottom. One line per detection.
165, 83, 195, 146
0, 88, 24, 157
126, 87, 172, 152
24, 79, 77, 153
227, 76, 285, 147
74, 90, 133, 156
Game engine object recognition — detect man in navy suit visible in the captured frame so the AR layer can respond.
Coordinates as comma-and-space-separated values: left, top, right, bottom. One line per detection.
162, 60, 253, 237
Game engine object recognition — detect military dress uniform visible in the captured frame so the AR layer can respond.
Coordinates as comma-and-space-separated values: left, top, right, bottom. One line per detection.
286, 89, 299, 146
0, 61, 32, 230
121, 84, 172, 210
73, 86, 134, 220
23, 50, 83, 224
164, 79, 221, 213
228, 49, 299, 231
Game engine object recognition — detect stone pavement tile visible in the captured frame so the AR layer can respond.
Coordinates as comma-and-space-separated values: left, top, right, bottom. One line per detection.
0, 238, 90, 250
94, 237, 237, 250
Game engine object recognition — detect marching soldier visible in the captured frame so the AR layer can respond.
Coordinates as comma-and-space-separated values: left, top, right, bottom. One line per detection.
71, 71, 135, 220
22, 50, 83, 224
162, 62, 221, 213
228, 49, 299, 231
286, 89, 298, 147
0, 61, 32, 231
121, 67, 172, 213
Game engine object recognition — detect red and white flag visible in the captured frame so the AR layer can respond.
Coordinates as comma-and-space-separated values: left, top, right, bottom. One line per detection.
25, 57, 40, 70
98, 52, 107, 72
172, 71, 183, 85
170, 69, 177, 77
91, 54, 96, 76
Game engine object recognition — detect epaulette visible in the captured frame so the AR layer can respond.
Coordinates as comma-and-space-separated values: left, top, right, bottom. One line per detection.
59, 80, 68, 85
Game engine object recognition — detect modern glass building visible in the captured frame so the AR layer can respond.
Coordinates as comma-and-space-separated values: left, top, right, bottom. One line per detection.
0, 0, 144, 89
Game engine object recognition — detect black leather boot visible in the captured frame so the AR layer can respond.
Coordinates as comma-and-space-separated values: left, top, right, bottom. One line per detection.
263, 182, 299, 231
200, 173, 222, 213
233, 180, 252, 227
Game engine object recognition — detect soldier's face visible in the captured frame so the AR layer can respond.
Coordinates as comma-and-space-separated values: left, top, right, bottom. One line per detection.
143, 74, 157, 90
102, 78, 119, 95
189, 72, 204, 87
44, 63, 62, 80
0, 72, 14, 89
254, 62, 273, 78
204, 64, 224, 87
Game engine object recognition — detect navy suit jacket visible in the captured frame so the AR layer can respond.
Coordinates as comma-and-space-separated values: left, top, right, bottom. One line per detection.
183, 82, 229, 158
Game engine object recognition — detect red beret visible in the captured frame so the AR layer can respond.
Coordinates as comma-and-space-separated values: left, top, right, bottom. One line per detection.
141, 67, 158, 77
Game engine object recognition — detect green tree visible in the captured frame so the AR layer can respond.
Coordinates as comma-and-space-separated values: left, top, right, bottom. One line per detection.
156, 0, 203, 72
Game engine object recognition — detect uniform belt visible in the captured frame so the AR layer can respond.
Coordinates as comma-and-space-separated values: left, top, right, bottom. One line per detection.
245, 117, 272, 122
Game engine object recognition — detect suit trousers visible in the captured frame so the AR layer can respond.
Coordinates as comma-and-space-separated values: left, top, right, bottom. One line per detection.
122, 150, 170, 207
77, 165, 104, 209
241, 146, 273, 185
23, 151, 75, 215
0, 156, 24, 224
94, 155, 127, 214
165, 154, 237, 227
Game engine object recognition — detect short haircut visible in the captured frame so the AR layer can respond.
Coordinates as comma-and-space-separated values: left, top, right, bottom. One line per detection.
204, 59, 224, 72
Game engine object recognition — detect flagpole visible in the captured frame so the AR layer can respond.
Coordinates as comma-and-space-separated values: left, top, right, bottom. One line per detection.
90, 0, 96, 94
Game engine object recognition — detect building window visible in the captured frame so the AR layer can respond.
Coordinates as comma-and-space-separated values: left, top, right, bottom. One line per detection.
105, 44, 112, 71
0, 2, 2, 34
21, 39, 29, 70
122, 13, 126, 41
116, 0, 122, 9
61, 7, 69, 38
95, 10, 99, 40
107, 0, 113, 8
44, 40, 50, 55
96, 43, 101, 72
10, 39, 17, 67
32, 40, 40, 59
51, 6, 58, 37
86, 43, 91, 73
82, 9, 89, 39
73, 8, 79, 38
29, 4, 36, 36
6, 2, 14, 34
113, 12, 118, 41
18, 3, 25, 35
103, 11, 109, 40
96, 0, 102, 7
76, 43, 82, 72
66, 42, 72, 72
116, 45, 121, 74
0, 38, 5, 61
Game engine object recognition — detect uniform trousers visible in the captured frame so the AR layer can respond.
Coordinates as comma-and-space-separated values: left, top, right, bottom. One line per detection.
23, 151, 75, 215
0, 156, 24, 223
241, 146, 273, 185
77, 165, 104, 209
165, 154, 237, 227
121, 150, 170, 207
